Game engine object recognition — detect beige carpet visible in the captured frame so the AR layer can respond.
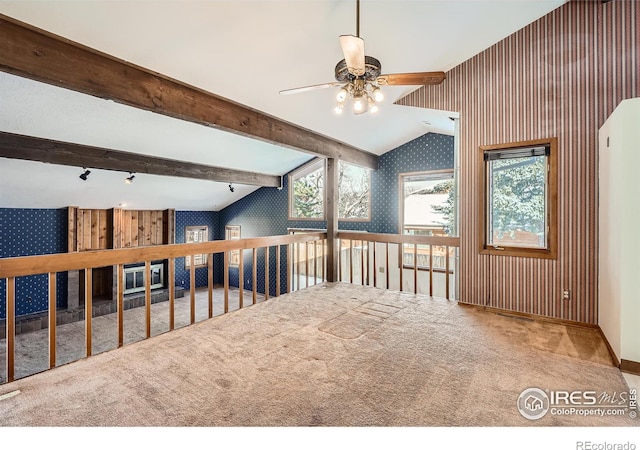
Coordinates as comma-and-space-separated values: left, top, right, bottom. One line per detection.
0, 283, 636, 426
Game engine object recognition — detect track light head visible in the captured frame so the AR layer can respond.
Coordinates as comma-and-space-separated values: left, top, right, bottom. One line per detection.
125, 173, 135, 184
229, 183, 235, 193
79, 169, 91, 181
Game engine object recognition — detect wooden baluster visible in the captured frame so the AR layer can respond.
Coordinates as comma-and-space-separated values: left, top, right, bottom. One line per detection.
305, 242, 309, 289
287, 244, 292, 294
276, 245, 281, 297
349, 239, 353, 284
429, 245, 434, 297
48, 272, 57, 369
168, 258, 175, 330
414, 244, 418, 294
146, 261, 153, 335
265, 246, 270, 301
446, 246, 451, 300
399, 244, 403, 292
238, 250, 244, 308
361, 240, 365, 286
373, 241, 377, 288
224, 251, 229, 313
189, 258, 195, 324
208, 255, 213, 318
296, 242, 301, 291
313, 241, 317, 286
252, 248, 257, 305
321, 239, 327, 282
338, 238, 342, 282
6, 277, 15, 382
85, 268, 93, 357
385, 242, 389, 289
117, 264, 124, 346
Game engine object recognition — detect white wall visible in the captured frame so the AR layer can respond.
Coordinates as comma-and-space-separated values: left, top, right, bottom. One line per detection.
598, 97, 640, 364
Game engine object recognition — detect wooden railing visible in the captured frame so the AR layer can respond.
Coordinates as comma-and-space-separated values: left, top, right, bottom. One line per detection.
0, 232, 325, 383
336, 232, 460, 299
1, 230, 459, 384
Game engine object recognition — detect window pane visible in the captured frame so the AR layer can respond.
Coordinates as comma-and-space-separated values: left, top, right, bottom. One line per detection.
291, 163, 324, 219
135, 271, 144, 288
338, 161, 370, 220
401, 171, 454, 269
487, 155, 546, 248
125, 272, 134, 290
403, 173, 454, 237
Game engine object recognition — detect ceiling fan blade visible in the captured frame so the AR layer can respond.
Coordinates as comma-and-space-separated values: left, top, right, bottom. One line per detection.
339, 35, 365, 77
279, 82, 341, 95
376, 72, 446, 86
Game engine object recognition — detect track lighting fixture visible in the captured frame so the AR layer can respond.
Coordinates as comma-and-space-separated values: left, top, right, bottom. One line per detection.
79, 169, 91, 181
125, 173, 135, 184
229, 183, 235, 193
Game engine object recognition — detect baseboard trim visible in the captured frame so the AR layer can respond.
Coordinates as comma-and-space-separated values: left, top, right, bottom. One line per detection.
457, 302, 597, 329
596, 326, 620, 368
620, 359, 640, 376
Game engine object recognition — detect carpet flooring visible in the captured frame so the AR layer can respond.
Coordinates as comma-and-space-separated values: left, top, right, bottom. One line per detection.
0, 282, 636, 427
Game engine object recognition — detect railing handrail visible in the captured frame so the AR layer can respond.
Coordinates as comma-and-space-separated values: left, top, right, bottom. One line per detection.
337, 231, 459, 247
0, 232, 327, 278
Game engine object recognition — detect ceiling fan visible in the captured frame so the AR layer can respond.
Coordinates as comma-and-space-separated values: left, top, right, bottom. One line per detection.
279, 0, 446, 115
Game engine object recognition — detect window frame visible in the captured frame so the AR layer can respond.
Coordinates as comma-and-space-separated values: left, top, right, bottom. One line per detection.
288, 159, 326, 221
288, 159, 372, 222
337, 161, 372, 223
185, 225, 208, 269
398, 169, 455, 271
479, 137, 557, 259
225, 225, 241, 267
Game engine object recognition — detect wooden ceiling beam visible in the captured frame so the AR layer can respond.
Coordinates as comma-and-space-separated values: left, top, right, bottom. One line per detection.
0, 131, 281, 187
0, 14, 378, 170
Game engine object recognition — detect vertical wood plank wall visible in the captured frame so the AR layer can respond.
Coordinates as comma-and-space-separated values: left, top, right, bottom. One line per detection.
69, 207, 175, 251
397, 1, 639, 323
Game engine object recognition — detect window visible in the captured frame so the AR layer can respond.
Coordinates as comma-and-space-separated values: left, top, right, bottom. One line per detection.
225, 225, 241, 267
124, 263, 164, 294
338, 161, 371, 221
400, 170, 455, 269
185, 226, 208, 268
288, 159, 371, 221
480, 138, 557, 258
289, 159, 325, 220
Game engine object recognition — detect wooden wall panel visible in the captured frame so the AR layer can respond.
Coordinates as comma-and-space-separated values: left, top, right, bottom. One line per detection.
114, 209, 175, 248
397, 1, 638, 324
163, 209, 176, 245
68, 206, 77, 252
112, 208, 123, 249
130, 210, 139, 247
69, 208, 176, 251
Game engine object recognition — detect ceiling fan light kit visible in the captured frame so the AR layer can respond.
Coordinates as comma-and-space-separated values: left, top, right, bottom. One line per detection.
279, 0, 446, 115
334, 77, 383, 115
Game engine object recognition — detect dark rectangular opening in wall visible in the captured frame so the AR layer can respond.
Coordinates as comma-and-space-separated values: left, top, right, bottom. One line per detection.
79, 266, 114, 302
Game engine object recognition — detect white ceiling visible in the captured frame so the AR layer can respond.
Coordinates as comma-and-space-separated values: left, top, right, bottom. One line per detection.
0, 0, 566, 211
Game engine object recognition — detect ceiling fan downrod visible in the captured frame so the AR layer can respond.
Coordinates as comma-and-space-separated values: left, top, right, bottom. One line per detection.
356, 0, 360, 37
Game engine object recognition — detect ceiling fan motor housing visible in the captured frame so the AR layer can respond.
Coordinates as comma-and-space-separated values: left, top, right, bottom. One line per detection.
335, 56, 382, 82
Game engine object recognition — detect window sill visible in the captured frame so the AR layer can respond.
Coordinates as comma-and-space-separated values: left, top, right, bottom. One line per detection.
480, 247, 557, 259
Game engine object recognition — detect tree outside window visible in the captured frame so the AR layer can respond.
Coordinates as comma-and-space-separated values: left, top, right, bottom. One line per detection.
480, 138, 557, 259
289, 159, 371, 221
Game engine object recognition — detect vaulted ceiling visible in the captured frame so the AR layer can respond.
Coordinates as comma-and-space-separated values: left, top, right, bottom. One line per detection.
0, 0, 567, 211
